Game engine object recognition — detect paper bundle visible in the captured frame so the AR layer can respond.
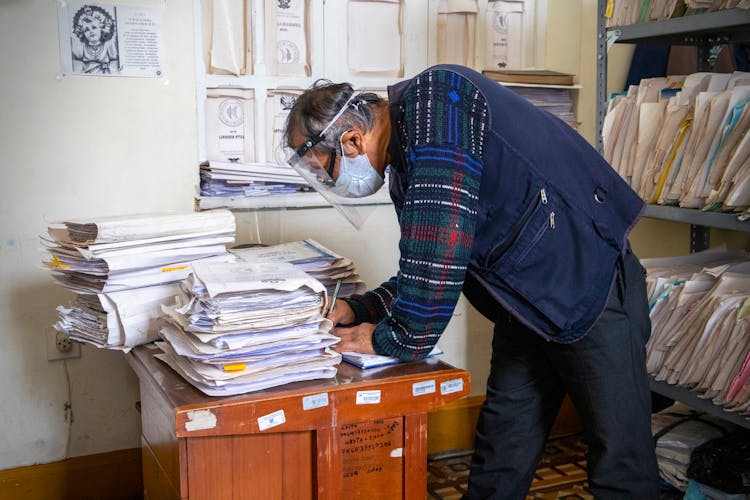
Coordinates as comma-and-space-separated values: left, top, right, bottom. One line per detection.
652, 402, 735, 491
606, 0, 750, 28
231, 239, 367, 298
507, 87, 577, 129
644, 247, 750, 415
157, 260, 340, 396
199, 160, 308, 197
603, 71, 750, 220
43, 210, 236, 350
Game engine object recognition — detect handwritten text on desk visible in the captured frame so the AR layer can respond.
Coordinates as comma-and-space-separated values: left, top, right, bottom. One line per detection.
356, 390, 381, 405
257, 409, 286, 431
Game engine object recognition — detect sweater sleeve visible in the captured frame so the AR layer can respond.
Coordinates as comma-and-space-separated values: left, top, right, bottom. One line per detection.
341, 277, 397, 325
371, 69, 488, 360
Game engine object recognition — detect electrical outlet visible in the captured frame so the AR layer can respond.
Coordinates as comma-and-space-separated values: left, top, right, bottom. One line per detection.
45, 328, 81, 361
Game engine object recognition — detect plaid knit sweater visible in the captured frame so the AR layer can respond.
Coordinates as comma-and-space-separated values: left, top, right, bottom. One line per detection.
344, 69, 489, 360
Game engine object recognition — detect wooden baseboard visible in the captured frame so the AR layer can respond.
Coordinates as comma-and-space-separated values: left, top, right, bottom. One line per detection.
0, 448, 142, 500
427, 394, 582, 455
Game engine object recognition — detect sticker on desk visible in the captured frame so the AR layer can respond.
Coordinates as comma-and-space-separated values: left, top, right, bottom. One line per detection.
184, 409, 217, 432
412, 380, 436, 397
302, 392, 329, 410
356, 390, 381, 405
257, 409, 286, 431
440, 378, 464, 395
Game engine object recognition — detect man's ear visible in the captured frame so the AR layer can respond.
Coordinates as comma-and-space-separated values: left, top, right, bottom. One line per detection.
340, 129, 366, 157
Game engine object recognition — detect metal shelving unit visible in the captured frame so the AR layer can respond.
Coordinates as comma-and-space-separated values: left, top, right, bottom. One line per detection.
597, 1, 750, 430
650, 379, 750, 429
642, 205, 750, 232
611, 8, 750, 44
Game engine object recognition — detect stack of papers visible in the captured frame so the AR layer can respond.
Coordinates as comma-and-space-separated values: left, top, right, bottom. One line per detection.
603, 71, 750, 218
157, 260, 341, 396
43, 211, 236, 350
643, 247, 750, 415
606, 0, 750, 27
507, 87, 577, 129
651, 402, 734, 491
199, 160, 308, 197
231, 239, 366, 297
342, 345, 443, 369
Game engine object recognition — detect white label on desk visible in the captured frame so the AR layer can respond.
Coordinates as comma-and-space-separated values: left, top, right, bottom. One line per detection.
184, 409, 217, 432
257, 409, 286, 431
356, 390, 381, 405
440, 378, 464, 395
412, 379, 436, 397
302, 392, 329, 410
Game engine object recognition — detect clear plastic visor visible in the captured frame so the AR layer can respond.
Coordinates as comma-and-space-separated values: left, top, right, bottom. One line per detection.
275, 144, 369, 229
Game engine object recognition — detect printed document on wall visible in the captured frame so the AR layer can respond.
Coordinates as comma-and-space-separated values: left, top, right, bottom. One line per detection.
58, 1, 164, 77
484, 0, 524, 71
265, 0, 310, 76
202, 0, 251, 76
436, 0, 478, 67
205, 88, 255, 163
347, 0, 403, 76
267, 89, 302, 163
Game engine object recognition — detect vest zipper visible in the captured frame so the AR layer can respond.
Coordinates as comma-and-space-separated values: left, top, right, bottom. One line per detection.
486, 188, 547, 267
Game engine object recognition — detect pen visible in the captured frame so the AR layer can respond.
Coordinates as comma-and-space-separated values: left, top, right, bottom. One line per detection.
329, 280, 342, 315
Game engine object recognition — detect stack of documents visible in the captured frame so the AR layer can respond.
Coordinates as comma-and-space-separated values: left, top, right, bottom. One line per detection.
199, 160, 308, 197
603, 71, 750, 217
157, 260, 341, 396
644, 247, 750, 415
651, 402, 735, 490
42, 211, 236, 350
231, 239, 366, 298
507, 87, 577, 129
606, 0, 750, 27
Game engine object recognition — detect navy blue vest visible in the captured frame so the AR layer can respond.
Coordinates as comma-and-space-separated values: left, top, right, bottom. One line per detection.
387, 65, 644, 343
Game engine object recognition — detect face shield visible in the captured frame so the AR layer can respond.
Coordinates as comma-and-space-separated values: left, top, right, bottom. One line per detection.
275, 142, 373, 230
276, 95, 379, 230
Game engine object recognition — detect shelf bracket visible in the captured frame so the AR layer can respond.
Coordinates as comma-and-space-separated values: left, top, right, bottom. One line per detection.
690, 224, 710, 252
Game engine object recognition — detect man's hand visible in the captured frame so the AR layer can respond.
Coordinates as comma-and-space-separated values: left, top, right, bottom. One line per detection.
326, 298, 355, 326
332, 323, 376, 354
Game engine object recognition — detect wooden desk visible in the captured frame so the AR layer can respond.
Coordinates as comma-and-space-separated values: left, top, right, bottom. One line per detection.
127, 346, 471, 500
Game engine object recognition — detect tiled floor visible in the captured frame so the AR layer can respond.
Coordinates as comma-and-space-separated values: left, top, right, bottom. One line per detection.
426, 434, 591, 500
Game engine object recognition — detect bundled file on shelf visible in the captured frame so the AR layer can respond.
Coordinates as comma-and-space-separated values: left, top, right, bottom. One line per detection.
651, 402, 734, 490
603, 71, 750, 219
42, 210, 236, 350
606, 0, 750, 28
643, 247, 750, 415
199, 160, 308, 197
156, 260, 340, 396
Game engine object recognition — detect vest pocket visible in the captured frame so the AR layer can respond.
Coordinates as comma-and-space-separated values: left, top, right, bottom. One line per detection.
484, 187, 618, 330
486, 187, 549, 268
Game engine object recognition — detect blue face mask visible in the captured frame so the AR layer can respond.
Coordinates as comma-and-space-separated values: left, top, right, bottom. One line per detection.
330, 139, 384, 198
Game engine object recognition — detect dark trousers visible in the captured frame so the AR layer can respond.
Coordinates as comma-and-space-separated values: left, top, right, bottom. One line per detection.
464, 248, 659, 500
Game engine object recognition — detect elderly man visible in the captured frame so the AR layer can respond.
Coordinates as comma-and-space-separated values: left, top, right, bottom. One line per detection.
280, 64, 659, 499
